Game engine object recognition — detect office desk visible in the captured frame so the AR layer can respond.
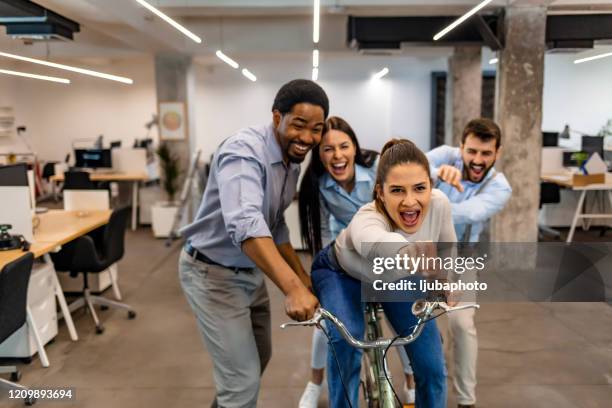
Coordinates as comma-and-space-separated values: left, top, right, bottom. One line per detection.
541, 172, 612, 242
50, 172, 147, 231
0, 210, 111, 367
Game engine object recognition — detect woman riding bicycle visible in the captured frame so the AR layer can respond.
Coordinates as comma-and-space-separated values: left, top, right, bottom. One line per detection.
311, 139, 456, 408
298, 117, 416, 407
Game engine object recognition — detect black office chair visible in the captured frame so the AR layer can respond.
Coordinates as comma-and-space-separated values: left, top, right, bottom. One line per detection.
539, 182, 562, 240
50, 207, 135, 334
63, 171, 96, 190
0, 253, 36, 406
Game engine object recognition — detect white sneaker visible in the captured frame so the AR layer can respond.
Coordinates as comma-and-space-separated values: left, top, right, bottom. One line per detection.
299, 381, 322, 408
403, 383, 415, 405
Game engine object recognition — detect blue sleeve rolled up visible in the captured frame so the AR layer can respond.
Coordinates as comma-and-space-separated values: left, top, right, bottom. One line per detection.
217, 153, 272, 247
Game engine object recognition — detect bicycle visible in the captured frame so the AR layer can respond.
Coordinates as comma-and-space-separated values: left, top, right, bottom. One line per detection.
282, 299, 479, 408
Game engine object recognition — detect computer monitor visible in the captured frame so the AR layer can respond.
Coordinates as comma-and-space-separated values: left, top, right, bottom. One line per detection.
0, 163, 29, 186
74, 149, 112, 169
581, 136, 604, 158
542, 131, 559, 147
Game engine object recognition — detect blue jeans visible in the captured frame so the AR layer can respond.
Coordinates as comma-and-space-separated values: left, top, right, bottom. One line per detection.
311, 245, 447, 408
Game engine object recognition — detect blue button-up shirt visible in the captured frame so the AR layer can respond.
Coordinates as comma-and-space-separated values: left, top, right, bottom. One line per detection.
319, 162, 377, 245
181, 124, 299, 268
427, 145, 512, 242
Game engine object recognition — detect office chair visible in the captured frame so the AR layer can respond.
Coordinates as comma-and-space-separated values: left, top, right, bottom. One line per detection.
63, 171, 96, 190
50, 206, 136, 334
539, 182, 562, 240
0, 253, 36, 406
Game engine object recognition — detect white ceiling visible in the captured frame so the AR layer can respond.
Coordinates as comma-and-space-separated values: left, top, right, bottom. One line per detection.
0, 0, 610, 60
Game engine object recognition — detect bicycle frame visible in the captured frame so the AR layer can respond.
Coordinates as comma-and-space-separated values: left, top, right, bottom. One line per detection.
362, 303, 397, 407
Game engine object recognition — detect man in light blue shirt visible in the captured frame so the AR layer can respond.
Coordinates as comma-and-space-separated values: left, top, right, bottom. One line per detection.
427, 118, 511, 408
428, 119, 512, 243
179, 79, 328, 408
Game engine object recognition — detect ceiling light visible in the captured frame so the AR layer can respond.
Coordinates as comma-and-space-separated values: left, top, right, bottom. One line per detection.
312, 67, 319, 81
215, 50, 239, 69
372, 67, 389, 80
313, 49, 319, 68
433, 0, 494, 41
134, 0, 202, 44
0, 68, 70, 84
241, 68, 256, 82
489, 57, 498, 64
313, 0, 320, 44
574, 51, 612, 64
0, 51, 133, 84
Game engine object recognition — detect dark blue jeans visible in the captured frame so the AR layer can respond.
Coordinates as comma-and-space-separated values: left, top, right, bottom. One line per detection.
311, 245, 447, 408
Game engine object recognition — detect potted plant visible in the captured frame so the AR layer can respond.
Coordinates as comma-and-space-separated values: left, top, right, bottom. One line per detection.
151, 143, 181, 237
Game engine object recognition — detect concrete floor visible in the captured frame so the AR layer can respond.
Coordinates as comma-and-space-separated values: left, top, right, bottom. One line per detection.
3, 227, 612, 407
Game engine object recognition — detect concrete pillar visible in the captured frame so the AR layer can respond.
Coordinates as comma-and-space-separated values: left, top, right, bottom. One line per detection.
154, 54, 195, 193
445, 46, 482, 146
491, 1, 548, 242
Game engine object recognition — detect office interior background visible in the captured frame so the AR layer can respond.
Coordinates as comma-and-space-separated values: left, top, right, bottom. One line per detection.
0, 0, 611, 407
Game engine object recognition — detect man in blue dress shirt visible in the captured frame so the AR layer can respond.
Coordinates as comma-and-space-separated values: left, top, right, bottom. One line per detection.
179, 79, 328, 408
427, 118, 512, 408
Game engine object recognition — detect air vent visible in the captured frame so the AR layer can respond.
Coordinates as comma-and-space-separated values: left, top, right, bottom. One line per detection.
0, 0, 79, 42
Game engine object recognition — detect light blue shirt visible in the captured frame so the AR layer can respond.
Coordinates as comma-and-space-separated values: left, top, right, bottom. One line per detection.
319, 162, 377, 245
427, 145, 512, 242
181, 124, 299, 268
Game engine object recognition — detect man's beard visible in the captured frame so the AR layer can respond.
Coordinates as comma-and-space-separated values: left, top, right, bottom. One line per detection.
287, 153, 307, 164
463, 160, 495, 183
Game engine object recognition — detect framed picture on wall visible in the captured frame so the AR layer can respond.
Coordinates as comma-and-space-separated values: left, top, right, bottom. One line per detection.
159, 101, 187, 141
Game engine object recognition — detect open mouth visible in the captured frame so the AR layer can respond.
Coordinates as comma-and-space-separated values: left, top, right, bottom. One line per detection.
469, 163, 485, 178
399, 209, 421, 228
292, 142, 310, 155
330, 161, 348, 176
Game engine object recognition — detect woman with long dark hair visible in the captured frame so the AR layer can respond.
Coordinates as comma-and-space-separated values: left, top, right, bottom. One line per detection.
309, 138, 455, 408
298, 118, 415, 407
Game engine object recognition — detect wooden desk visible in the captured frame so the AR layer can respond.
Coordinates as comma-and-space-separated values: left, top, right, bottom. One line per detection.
0, 242, 57, 268
50, 172, 147, 183
34, 210, 111, 246
0, 210, 112, 367
541, 172, 612, 242
50, 172, 147, 231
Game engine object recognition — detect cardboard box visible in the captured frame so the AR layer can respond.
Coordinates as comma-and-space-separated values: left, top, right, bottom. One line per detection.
572, 173, 605, 186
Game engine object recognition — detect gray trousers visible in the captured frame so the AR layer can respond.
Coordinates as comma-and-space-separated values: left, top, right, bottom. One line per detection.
179, 250, 272, 408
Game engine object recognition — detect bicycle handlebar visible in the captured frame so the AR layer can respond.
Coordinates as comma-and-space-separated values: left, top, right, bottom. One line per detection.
280, 301, 479, 350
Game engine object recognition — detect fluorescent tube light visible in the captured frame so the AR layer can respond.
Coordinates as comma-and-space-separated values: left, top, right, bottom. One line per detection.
242, 68, 256, 82
489, 57, 498, 64
574, 51, 612, 64
216, 50, 239, 69
313, 49, 319, 68
134, 0, 202, 44
312, 67, 319, 81
0, 51, 133, 84
433, 0, 494, 41
372, 67, 389, 80
313, 0, 320, 44
0, 68, 70, 84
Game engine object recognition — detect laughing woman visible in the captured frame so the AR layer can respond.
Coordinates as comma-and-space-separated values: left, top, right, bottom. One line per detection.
298, 117, 416, 408
310, 139, 455, 408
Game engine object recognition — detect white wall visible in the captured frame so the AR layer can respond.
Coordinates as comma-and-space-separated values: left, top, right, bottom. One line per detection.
193, 53, 448, 159
4, 49, 609, 169
542, 53, 612, 148
0, 57, 158, 163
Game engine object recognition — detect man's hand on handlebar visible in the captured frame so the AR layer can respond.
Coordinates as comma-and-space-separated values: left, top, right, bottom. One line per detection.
285, 284, 319, 322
